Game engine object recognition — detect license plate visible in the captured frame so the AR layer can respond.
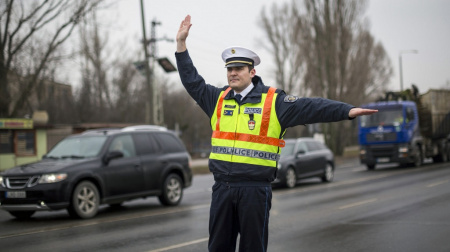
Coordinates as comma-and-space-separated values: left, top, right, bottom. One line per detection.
6, 191, 26, 198
377, 157, 390, 163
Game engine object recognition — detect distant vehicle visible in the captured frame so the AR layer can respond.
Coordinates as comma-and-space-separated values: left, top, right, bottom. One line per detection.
358, 85, 450, 170
0, 125, 192, 219
273, 138, 335, 188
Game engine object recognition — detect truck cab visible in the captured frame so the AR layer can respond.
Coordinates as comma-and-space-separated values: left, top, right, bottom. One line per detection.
358, 101, 422, 170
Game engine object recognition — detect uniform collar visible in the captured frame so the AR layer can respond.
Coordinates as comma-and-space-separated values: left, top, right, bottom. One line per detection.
225, 75, 264, 104
233, 83, 254, 100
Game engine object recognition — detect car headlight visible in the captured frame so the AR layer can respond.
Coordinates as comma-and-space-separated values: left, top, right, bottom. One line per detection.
0, 176, 3, 187
38, 173, 68, 184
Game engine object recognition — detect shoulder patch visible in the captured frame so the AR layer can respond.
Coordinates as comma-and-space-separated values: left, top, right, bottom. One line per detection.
284, 95, 299, 103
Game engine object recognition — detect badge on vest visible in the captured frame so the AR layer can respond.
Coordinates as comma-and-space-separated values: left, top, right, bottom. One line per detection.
248, 113, 256, 130
224, 110, 233, 116
244, 107, 262, 114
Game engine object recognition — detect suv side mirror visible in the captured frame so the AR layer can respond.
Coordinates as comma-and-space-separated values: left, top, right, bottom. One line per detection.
103, 150, 124, 164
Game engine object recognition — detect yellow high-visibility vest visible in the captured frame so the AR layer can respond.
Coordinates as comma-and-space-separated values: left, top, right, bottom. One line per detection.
210, 87, 285, 167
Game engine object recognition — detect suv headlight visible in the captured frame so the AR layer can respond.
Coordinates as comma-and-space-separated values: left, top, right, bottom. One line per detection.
38, 173, 68, 184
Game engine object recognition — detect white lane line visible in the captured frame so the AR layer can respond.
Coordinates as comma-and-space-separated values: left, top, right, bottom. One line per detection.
426, 180, 449, 188
147, 237, 209, 252
0, 204, 210, 239
338, 198, 378, 210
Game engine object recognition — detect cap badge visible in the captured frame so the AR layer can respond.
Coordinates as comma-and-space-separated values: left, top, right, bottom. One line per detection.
231, 48, 236, 54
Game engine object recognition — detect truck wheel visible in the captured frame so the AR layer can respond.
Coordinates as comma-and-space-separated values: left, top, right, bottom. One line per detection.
447, 146, 450, 163
433, 153, 447, 163
68, 181, 100, 219
158, 174, 183, 206
412, 146, 423, 167
442, 149, 449, 162
367, 164, 376, 170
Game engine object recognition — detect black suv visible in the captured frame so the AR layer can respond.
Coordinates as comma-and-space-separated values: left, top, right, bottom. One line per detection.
0, 125, 192, 219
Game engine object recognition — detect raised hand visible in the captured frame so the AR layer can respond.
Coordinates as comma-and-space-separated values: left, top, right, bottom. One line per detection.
176, 15, 192, 52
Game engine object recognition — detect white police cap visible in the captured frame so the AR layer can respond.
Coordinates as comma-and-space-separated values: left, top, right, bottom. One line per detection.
221, 46, 261, 68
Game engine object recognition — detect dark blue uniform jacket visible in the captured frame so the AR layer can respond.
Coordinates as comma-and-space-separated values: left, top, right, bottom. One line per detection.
175, 50, 354, 183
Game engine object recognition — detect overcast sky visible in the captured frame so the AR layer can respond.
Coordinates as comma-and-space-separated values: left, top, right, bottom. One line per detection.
97, 0, 450, 97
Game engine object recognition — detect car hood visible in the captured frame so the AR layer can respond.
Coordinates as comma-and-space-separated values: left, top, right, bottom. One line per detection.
1, 158, 96, 175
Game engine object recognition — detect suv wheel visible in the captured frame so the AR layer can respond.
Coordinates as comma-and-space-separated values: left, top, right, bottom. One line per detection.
158, 174, 183, 206
285, 167, 296, 188
68, 181, 100, 219
8, 210, 35, 219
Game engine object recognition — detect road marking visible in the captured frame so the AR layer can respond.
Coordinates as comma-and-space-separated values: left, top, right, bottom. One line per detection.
338, 198, 378, 210
275, 173, 395, 197
426, 180, 448, 188
147, 237, 209, 252
0, 204, 210, 240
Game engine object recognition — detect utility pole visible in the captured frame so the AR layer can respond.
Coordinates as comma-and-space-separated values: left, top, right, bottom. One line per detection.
139, 1, 174, 126
139, 0, 153, 124
150, 19, 163, 126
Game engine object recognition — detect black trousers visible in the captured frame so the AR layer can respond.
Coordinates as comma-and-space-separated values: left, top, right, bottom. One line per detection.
208, 181, 272, 252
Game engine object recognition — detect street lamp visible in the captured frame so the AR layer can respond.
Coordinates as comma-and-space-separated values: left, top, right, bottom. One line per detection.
399, 50, 418, 91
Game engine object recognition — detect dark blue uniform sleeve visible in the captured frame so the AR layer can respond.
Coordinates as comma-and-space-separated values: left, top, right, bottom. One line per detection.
175, 50, 222, 118
276, 93, 355, 129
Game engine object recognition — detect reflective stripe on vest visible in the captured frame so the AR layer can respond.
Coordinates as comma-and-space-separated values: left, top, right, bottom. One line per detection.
210, 86, 285, 167
212, 87, 285, 147
211, 146, 280, 161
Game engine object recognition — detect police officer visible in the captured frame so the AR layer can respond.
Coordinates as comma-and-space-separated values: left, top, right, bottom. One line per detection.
175, 15, 377, 252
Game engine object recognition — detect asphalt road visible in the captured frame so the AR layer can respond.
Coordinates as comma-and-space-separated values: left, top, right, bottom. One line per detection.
1, 159, 449, 252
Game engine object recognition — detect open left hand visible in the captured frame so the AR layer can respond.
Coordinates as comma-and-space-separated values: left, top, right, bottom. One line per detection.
348, 108, 378, 118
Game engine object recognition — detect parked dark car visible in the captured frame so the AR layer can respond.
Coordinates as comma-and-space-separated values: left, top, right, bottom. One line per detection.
0, 125, 192, 219
273, 138, 335, 188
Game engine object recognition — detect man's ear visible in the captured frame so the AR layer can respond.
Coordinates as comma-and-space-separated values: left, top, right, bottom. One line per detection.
250, 68, 256, 77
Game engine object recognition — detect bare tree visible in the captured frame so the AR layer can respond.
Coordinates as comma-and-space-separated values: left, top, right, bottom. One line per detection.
259, 3, 307, 95
109, 56, 146, 123
77, 10, 112, 122
0, 0, 103, 118
163, 85, 212, 156
74, 9, 148, 124
260, 0, 393, 154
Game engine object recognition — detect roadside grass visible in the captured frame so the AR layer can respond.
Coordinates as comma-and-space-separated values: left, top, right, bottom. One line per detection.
192, 165, 210, 175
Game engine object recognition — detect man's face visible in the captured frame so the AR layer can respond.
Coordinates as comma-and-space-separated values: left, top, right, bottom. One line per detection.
227, 66, 256, 92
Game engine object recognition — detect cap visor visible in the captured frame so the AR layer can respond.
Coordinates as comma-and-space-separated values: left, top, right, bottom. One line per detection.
225, 63, 250, 68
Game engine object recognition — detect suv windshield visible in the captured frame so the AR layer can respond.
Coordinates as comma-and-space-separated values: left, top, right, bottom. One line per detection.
46, 136, 108, 158
360, 109, 403, 127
